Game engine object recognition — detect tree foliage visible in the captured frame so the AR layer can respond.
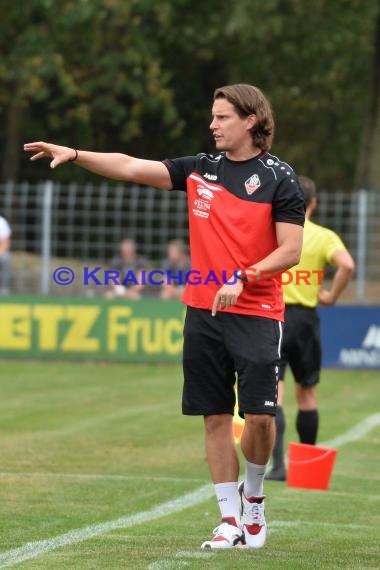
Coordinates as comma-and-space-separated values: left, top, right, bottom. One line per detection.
0, 0, 378, 188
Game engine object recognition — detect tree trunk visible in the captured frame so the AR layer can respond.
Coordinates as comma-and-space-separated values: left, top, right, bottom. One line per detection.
1, 92, 24, 182
355, 0, 380, 191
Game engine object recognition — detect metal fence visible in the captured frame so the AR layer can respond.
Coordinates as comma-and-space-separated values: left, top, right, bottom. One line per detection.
0, 180, 379, 302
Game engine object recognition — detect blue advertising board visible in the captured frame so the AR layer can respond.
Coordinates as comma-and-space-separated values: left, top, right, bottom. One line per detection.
318, 306, 380, 369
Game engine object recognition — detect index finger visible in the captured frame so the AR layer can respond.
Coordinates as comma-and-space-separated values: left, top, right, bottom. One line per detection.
211, 292, 221, 317
29, 151, 46, 161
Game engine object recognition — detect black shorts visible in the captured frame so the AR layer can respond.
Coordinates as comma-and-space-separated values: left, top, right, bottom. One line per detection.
279, 304, 321, 386
182, 307, 283, 417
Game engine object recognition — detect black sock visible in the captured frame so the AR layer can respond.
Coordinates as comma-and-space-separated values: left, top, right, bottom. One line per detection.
272, 406, 286, 470
296, 410, 319, 444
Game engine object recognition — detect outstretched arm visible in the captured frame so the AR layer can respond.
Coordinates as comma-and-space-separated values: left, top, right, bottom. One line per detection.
23, 142, 173, 190
318, 249, 355, 306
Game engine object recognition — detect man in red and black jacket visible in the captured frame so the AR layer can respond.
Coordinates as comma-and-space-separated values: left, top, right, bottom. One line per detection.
25, 83, 305, 550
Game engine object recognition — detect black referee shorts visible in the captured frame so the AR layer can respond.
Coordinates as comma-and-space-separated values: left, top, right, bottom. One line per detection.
182, 307, 283, 418
279, 304, 321, 386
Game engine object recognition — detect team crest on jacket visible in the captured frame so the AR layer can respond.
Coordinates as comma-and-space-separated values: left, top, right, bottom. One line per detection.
245, 174, 261, 195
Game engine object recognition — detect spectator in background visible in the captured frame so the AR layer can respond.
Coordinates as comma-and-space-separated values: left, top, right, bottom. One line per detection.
0, 216, 12, 295
160, 239, 191, 300
105, 237, 148, 300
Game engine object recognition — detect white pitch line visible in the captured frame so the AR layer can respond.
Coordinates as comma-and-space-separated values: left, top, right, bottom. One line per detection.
5, 413, 378, 486
148, 562, 189, 570
320, 413, 380, 448
0, 472, 206, 484
1, 411, 379, 568
176, 550, 213, 559
0, 484, 213, 569
147, 550, 213, 569
269, 519, 372, 530
147, 550, 212, 569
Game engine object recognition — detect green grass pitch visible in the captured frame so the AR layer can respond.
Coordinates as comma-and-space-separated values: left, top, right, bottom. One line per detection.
0, 361, 379, 569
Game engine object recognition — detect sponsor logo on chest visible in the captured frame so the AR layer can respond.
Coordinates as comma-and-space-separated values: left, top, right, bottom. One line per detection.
197, 187, 214, 200
193, 185, 214, 219
189, 173, 223, 220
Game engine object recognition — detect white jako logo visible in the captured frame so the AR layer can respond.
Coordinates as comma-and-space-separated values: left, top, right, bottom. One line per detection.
204, 173, 217, 181
362, 325, 380, 349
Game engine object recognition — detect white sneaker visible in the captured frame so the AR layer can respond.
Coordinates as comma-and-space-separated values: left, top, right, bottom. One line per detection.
238, 482, 267, 548
201, 518, 244, 549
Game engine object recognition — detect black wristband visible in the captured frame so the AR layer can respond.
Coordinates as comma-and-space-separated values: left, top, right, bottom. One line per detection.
68, 149, 78, 162
236, 268, 258, 285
